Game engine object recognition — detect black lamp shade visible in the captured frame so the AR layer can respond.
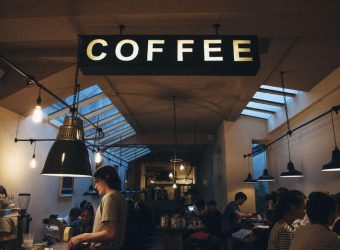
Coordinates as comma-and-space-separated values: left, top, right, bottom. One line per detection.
41, 140, 92, 177
322, 147, 340, 171
258, 168, 275, 182
243, 173, 257, 183
83, 184, 99, 196
41, 116, 92, 177
280, 161, 304, 177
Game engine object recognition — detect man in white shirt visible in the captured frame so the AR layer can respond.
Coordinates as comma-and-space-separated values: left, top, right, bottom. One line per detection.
290, 192, 340, 250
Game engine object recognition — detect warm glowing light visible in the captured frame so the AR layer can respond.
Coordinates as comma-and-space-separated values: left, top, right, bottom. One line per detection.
95, 151, 102, 163
32, 105, 43, 123
180, 164, 185, 171
169, 172, 173, 179
150, 180, 155, 184
172, 183, 177, 189
30, 157, 37, 168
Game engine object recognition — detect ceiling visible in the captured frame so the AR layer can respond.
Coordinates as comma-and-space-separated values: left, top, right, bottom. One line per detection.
0, 0, 339, 160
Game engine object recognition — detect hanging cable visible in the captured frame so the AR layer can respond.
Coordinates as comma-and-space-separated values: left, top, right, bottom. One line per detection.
331, 112, 338, 148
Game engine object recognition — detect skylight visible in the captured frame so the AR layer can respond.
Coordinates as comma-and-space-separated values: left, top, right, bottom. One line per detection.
43, 85, 150, 163
241, 85, 301, 120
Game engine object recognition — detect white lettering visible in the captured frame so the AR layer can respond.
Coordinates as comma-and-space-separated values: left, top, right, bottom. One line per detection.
115, 39, 139, 61
86, 39, 108, 61
147, 40, 165, 61
233, 40, 253, 62
204, 40, 223, 61
177, 40, 194, 61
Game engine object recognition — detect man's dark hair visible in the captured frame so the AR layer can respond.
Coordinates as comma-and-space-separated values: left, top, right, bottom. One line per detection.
207, 200, 217, 207
69, 207, 81, 218
94, 165, 121, 191
0, 185, 7, 197
235, 192, 247, 201
306, 192, 336, 225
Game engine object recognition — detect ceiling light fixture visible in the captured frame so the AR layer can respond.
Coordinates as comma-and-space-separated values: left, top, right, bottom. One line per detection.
30, 141, 37, 169
279, 72, 303, 178
32, 87, 44, 123
322, 109, 340, 171
41, 38, 92, 177
258, 149, 275, 182
243, 155, 257, 183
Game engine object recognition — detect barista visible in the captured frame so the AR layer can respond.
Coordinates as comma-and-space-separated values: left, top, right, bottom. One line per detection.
0, 185, 16, 240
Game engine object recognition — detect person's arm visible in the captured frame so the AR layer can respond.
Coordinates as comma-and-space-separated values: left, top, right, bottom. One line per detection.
234, 210, 252, 218
68, 221, 117, 249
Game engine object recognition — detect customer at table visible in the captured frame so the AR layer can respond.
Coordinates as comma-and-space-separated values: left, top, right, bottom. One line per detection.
201, 200, 223, 237
290, 192, 340, 250
0, 185, 16, 241
80, 202, 95, 234
222, 192, 252, 235
265, 192, 277, 223
68, 165, 127, 250
267, 190, 306, 250
64, 207, 81, 226
332, 192, 340, 235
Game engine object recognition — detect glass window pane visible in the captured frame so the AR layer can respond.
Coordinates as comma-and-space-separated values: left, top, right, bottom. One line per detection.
78, 97, 111, 115
44, 85, 102, 115
86, 117, 126, 136
83, 108, 120, 127
260, 85, 300, 94
247, 102, 281, 112
253, 92, 293, 104
241, 109, 272, 119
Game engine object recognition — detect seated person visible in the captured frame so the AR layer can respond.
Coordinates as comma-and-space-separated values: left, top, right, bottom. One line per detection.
332, 192, 340, 235
79, 202, 94, 234
0, 185, 17, 241
290, 192, 340, 249
63, 207, 81, 227
267, 190, 306, 250
201, 200, 222, 237
265, 192, 277, 223
222, 192, 252, 236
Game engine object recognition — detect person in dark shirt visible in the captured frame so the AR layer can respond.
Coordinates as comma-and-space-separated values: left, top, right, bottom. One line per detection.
201, 200, 222, 237
265, 192, 277, 223
222, 192, 252, 236
332, 192, 340, 235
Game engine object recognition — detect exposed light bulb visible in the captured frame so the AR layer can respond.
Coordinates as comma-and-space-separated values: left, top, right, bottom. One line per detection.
180, 164, 185, 171
30, 155, 37, 168
95, 151, 102, 163
150, 179, 155, 184
172, 183, 177, 189
169, 172, 173, 179
32, 105, 43, 123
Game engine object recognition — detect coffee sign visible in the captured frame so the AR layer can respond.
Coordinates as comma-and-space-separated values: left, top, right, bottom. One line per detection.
79, 35, 260, 76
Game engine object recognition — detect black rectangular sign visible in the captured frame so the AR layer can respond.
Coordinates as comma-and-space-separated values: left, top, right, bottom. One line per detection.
79, 35, 260, 76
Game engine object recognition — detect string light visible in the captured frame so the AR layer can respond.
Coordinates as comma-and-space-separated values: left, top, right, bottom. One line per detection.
172, 182, 177, 189
169, 172, 173, 179
30, 142, 37, 168
32, 88, 43, 123
95, 149, 102, 164
180, 163, 185, 171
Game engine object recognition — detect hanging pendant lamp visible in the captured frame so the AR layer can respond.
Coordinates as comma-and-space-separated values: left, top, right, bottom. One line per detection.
322, 110, 340, 171
258, 150, 275, 182
280, 135, 304, 178
41, 116, 92, 177
278, 72, 304, 178
83, 184, 99, 196
41, 38, 92, 177
243, 155, 257, 183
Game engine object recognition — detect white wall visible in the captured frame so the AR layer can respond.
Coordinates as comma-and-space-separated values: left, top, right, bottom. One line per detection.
223, 116, 268, 212
0, 106, 100, 241
267, 68, 340, 195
